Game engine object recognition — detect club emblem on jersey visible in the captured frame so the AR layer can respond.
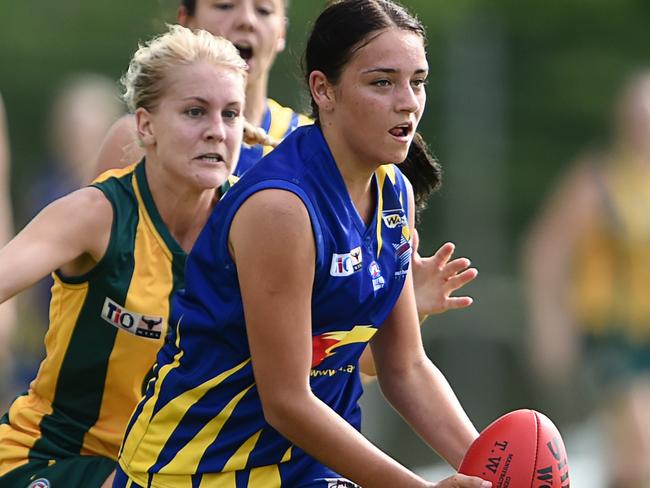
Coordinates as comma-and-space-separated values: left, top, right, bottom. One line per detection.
368, 260, 385, 291
312, 325, 377, 367
28, 479, 51, 488
329, 246, 363, 277
101, 297, 164, 340
393, 228, 412, 278
382, 209, 408, 229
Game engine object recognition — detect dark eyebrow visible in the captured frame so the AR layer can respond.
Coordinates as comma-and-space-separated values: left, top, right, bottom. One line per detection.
362, 68, 429, 75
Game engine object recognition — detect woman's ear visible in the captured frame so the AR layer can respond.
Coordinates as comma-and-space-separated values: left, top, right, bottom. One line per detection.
276, 17, 287, 53
135, 107, 155, 147
177, 5, 191, 27
309, 71, 335, 114
276, 36, 286, 53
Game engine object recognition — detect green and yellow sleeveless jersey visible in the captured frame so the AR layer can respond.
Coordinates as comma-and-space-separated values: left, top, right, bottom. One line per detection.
571, 158, 650, 340
0, 161, 186, 474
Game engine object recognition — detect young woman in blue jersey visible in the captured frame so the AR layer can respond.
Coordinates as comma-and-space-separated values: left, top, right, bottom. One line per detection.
0, 25, 251, 488
115, 2, 490, 487
95, 0, 480, 372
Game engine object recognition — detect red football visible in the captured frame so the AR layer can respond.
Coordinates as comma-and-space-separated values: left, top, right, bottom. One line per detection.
459, 409, 570, 488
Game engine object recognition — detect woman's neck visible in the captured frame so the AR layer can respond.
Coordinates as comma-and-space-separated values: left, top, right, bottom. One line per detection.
244, 76, 270, 128
144, 158, 219, 252
320, 122, 377, 225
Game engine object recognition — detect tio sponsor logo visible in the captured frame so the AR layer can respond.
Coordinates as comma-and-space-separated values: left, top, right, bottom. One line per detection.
329, 246, 363, 277
101, 297, 164, 340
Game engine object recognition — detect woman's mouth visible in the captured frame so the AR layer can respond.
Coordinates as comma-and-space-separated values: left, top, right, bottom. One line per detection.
389, 123, 412, 140
234, 43, 254, 62
197, 153, 224, 163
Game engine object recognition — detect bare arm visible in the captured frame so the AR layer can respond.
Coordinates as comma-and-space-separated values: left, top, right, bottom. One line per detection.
359, 230, 477, 378
0, 94, 15, 375
521, 159, 600, 384
370, 185, 479, 469
230, 189, 488, 488
0, 187, 112, 304
94, 114, 143, 177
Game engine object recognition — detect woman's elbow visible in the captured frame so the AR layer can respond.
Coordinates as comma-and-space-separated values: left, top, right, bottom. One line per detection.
257, 385, 311, 431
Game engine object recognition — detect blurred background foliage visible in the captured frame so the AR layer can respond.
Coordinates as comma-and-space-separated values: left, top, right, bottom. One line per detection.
2, 0, 650, 475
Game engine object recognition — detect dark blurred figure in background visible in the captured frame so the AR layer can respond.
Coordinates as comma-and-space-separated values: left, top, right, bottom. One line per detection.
0, 93, 17, 411
25, 74, 122, 219
523, 71, 650, 488
13, 74, 122, 386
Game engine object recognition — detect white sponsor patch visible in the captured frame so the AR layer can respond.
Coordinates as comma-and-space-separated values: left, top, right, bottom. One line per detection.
329, 246, 363, 277
325, 479, 361, 488
101, 297, 164, 340
382, 209, 407, 229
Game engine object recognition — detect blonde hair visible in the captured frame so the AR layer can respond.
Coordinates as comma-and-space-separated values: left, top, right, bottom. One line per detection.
121, 24, 247, 113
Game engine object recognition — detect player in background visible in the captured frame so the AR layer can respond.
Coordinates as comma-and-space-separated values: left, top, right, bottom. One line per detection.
115, 2, 489, 487
523, 71, 650, 488
0, 25, 252, 488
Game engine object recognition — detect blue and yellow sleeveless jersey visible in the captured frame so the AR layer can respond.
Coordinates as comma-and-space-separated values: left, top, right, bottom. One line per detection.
234, 98, 312, 177
118, 125, 413, 487
0, 162, 185, 475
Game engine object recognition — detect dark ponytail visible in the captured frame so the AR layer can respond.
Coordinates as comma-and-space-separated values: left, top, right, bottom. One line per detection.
400, 132, 441, 222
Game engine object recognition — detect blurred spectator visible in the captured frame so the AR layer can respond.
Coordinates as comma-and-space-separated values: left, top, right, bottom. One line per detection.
0, 93, 16, 410
14, 74, 122, 383
25, 74, 123, 217
522, 71, 650, 488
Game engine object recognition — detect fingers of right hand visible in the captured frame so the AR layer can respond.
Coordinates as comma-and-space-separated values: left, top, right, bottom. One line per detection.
439, 473, 491, 488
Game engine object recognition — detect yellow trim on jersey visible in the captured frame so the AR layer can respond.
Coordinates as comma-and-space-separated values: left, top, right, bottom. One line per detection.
140, 471, 237, 488
281, 445, 292, 463
93, 162, 138, 184
36, 278, 90, 403
0, 279, 88, 474
249, 463, 282, 487
375, 168, 388, 258
198, 472, 236, 487
119, 318, 188, 468
122, 358, 252, 479
222, 428, 263, 472
0, 425, 30, 476
159, 383, 254, 474
138, 461, 283, 488
132, 172, 174, 262
263, 100, 294, 157
82, 173, 173, 458
262, 100, 313, 157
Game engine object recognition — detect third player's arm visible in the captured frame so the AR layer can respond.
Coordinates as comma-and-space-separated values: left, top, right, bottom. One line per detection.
370, 183, 478, 469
